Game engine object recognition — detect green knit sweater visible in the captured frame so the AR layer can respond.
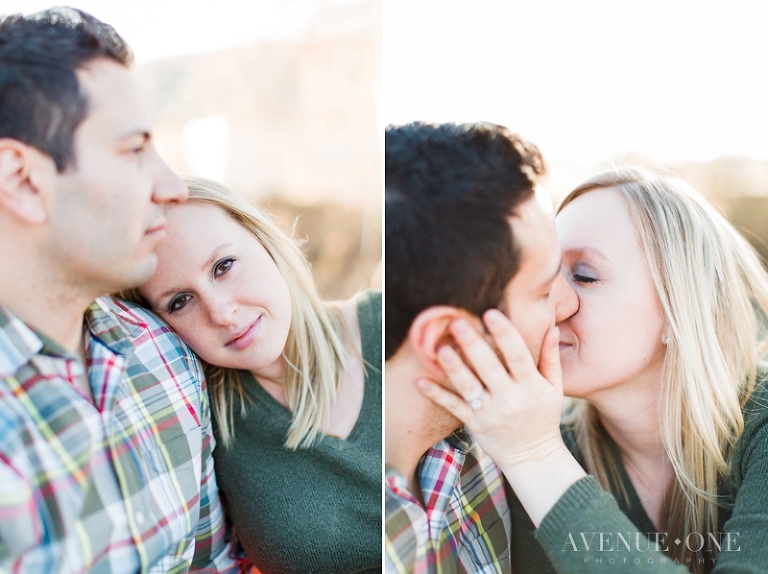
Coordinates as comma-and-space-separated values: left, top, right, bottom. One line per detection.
212, 290, 382, 574
508, 374, 768, 574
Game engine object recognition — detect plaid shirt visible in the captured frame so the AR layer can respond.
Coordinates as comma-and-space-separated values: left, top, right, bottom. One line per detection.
0, 297, 237, 574
385, 429, 511, 574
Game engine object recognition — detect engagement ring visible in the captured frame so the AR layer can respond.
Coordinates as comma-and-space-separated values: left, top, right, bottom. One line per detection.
468, 388, 487, 411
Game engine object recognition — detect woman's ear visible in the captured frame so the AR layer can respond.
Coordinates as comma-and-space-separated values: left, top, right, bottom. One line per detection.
0, 139, 54, 225
407, 306, 464, 378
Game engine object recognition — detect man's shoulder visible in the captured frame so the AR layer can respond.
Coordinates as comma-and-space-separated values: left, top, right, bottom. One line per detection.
97, 296, 173, 334
95, 297, 204, 389
0, 392, 28, 462
97, 297, 195, 357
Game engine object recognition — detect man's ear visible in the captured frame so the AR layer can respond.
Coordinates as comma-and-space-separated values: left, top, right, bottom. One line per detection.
0, 138, 54, 225
407, 306, 465, 377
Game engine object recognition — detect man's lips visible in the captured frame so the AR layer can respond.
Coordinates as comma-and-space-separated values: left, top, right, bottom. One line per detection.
559, 341, 574, 350
226, 317, 262, 350
145, 220, 167, 236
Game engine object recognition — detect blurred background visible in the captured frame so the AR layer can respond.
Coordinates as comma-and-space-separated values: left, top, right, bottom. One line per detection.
3, 0, 382, 299
385, 0, 768, 261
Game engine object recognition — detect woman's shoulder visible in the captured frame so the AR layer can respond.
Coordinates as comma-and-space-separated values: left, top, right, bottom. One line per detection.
334, 290, 381, 341
353, 289, 382, 321
732, 366, 768, 482
742, 366, 768, 424
356, 289, 381, 332
354, 290, 382, 377
331, 290, 381, 383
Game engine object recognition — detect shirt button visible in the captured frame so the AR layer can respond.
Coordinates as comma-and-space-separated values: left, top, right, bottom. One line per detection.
135, 511, 145, 526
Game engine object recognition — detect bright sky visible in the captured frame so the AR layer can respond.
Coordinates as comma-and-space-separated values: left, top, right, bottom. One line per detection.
1, 0, 355, 63
384, 0, 768, 165
6, 1, 765, 166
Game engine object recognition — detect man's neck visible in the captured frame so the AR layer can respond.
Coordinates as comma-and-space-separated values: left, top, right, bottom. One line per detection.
385, 356, 460, 501
0, 251, 97, 356
1, 270, 98, 403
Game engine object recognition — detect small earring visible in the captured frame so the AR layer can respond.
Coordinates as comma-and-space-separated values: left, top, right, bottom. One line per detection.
664, 336, 671, 345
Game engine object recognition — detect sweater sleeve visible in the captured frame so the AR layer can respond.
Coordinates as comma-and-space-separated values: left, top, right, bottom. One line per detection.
534, 387, 768, 574
534, 476, 689, 573
709, 388, 768, 573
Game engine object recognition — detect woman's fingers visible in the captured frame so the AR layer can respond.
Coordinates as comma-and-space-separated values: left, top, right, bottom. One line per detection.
435, 345, 488, 406
449, 318, 511, 394
416, 378, 477, 426
482, 309, 538, 383
537, 326, 562, 393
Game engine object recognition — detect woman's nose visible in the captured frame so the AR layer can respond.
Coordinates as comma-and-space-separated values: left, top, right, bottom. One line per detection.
206, 296, 237, 326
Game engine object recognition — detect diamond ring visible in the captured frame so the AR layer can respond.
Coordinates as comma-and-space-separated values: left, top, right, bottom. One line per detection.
468, 388, 487, 411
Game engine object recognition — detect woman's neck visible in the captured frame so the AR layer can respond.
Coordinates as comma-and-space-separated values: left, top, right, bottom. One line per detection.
251, 356, 289, 407
586, 372, 675, 530
584, 363, 666, 460
251, 356, 287, 387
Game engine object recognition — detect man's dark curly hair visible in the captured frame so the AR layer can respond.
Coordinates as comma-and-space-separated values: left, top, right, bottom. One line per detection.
0, 7, 133, 172
385, 122, 546, 359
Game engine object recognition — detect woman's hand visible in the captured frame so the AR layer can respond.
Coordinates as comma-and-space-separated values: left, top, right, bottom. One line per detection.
416, 308, 565, 467
417, 308, 586, 526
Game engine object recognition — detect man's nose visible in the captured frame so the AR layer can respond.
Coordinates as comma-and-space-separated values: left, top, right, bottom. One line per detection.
552, 271, 578, 323
150, 148, 188, 205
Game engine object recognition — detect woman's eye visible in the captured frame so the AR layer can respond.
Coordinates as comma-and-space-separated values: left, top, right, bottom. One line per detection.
214, 257, 236, 277
573, 273, 597, 284
168, 294, 191, 313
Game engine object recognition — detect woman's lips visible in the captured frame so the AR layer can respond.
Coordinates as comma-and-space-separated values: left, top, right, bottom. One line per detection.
226, 317, 262, 350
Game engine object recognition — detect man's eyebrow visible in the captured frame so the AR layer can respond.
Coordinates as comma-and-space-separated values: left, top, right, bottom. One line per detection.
539, 260, 563, 290
117, 130, 151, 143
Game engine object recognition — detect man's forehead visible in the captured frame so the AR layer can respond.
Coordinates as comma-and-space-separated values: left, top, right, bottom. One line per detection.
509, 194, 560, 274
535, 184, 554, 213
75, 59, 149, 128
510, 192, 555, 234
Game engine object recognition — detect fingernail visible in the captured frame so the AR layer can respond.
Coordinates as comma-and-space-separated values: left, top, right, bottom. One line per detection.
485, 309, 505, 325
416, 378, 432, 392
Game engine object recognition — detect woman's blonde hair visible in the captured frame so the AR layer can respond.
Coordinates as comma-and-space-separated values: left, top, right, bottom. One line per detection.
558, 167, 768, 572
119, 176, 346, 450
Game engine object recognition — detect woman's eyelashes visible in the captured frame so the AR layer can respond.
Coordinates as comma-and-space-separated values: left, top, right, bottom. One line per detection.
213, 257, 236, 278
165, 257, 237, 313
573, 273, 598, 284
168, 293, 192, 313
570, 264, 599, 284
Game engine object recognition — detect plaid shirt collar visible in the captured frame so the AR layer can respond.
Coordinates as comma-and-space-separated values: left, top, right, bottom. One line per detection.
0, 304, 44, 378
84, 298, 143, 353
0, 298, 145, 380
444, 426, 473, 451
386, 427, 511, 574
385, 427, 474, 498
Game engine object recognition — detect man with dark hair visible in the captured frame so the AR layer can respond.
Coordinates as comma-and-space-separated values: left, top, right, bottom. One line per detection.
385, 122, 578, 573
0, 8, 236, 572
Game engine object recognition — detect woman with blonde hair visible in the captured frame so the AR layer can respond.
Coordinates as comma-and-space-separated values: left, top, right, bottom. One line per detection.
419, 167, 768, 573
120, 176, 381, 574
